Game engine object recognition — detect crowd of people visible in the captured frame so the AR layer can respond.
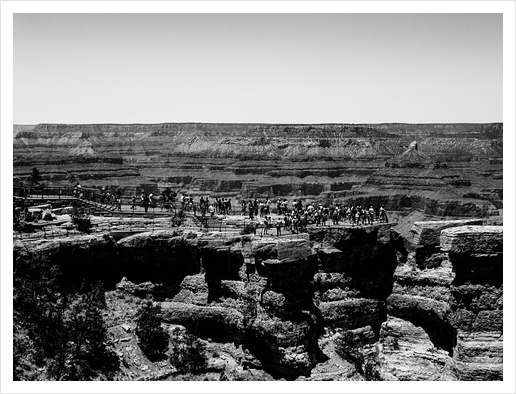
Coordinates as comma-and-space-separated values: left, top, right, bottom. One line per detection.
26, 182, 390, 233
182, 195, 233, 217
156, 193, 390, 233
240, 199, 389, 236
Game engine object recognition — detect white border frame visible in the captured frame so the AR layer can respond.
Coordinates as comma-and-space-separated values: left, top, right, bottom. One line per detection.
1, 2, 514, 393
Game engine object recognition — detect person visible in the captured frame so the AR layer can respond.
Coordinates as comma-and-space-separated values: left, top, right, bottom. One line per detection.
248, 201, 254, 219
262, 217, 269, 236
116, 197, 122, 211
332, 211, 339, 225
275, 219, 282, 236
380, 206, 388, 223
209, 203, 215, 218
368, 206, 375, 224
143, 193, 149, 213
131, 196, 136, 210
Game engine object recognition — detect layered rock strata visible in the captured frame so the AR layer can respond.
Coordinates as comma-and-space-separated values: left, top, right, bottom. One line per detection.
13, 221, 503, 380
378, 224, 503, 380
14, 123, 502, 217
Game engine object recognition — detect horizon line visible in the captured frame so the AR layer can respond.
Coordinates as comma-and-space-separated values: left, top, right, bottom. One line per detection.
14, 121, 504, 126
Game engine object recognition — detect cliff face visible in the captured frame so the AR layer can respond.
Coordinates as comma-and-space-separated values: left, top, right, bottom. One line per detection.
13, 123, 502, 217
13, 221, 503, 380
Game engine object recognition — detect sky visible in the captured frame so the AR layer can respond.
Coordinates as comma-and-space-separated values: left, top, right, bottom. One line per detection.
13, 12, 503, 124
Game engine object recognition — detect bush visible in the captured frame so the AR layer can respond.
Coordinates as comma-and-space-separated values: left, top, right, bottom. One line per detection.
135, 300, 169, 361
170, 210, 186, 227
14, 258, 118, 381
47, 283, 118, 380
72, 215, 92, 233
169, 329, 207, 373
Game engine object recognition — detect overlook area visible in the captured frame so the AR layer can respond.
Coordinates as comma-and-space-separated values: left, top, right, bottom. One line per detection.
13, 122, 503, 225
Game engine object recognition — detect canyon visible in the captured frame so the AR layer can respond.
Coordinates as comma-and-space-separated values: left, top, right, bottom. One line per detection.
13, 122, 503, 218
12, 122, 504, 381
13, 220, 503, 381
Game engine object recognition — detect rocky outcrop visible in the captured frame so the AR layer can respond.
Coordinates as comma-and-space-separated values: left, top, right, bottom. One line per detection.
13, 221, 503, 380
411, 219, 484, 268
374, 317, 457, 380
13, 234, 119, 293
369, 223, 504, 380
441, 226, 503, 380
247, 238, 322, 379
116, 230, 201, 294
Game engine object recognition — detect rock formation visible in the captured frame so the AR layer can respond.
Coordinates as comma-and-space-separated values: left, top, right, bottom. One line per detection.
13, 219, 503, 380
13, 122, 502, 218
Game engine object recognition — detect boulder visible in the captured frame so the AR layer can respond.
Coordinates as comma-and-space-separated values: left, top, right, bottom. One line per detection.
440, 226, 502, 254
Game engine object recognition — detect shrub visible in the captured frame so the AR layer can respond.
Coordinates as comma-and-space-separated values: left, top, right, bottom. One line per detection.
47, 283, 118, 380
14, 256, 118, 381
72, 215, 92, 233
169, 330, 207, 374
170, 210, 186, 227
135, 300, 169, 361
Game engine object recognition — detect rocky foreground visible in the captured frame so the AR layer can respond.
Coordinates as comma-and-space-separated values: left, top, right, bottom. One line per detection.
13, 219, 503, 381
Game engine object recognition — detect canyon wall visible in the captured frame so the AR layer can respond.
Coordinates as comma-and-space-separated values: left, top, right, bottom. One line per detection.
13, 221, 503, 380
13, 123, 503, 216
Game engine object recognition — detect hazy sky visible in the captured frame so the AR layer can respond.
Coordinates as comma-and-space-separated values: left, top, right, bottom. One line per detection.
14, 13, 502, 124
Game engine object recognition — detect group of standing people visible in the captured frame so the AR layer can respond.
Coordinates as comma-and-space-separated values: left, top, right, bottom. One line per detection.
98, 188, 123, 210
246, 199, 389, 236
241, 199, 272, 219
197, 196, 233, 217
68, 184, 390, 229
136, 192, 153, 212
72, 183, 83, 199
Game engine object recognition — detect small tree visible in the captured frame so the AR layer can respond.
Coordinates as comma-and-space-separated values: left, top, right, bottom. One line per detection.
135, 300, 168, 361
169, 330, 207, 374
170, 210, 186, 227
31, 167, 41, 185
47, 283, 118, 381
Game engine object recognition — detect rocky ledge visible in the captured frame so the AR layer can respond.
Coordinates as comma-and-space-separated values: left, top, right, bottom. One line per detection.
13, 221, 503, 380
